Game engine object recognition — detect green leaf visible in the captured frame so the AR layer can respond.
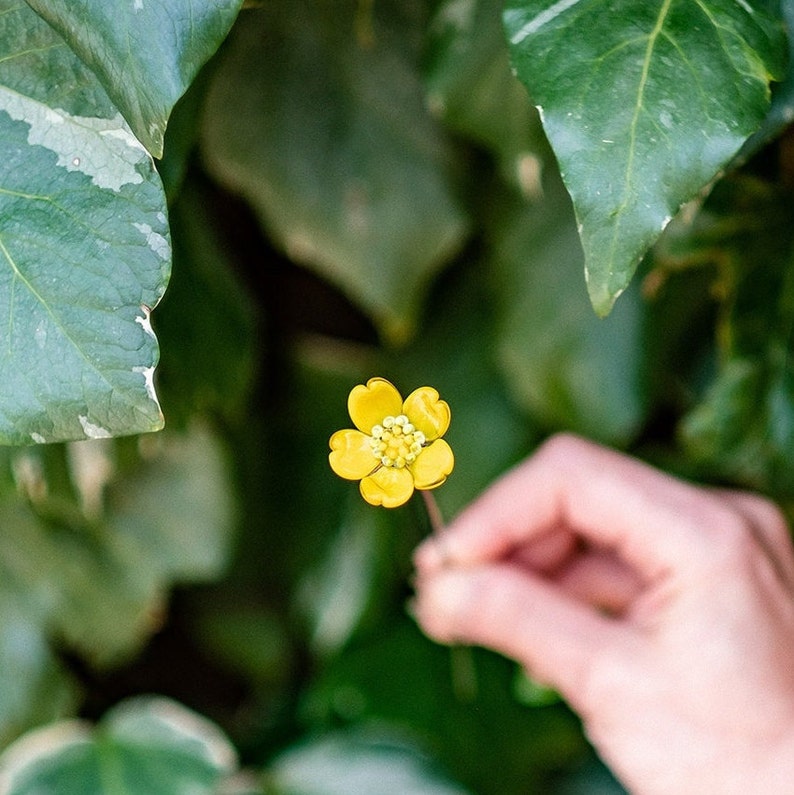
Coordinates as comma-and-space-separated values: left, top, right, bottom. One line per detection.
0, 2, 169, 444
155, 178, 258, 427
0, 426, 234, 666
489, 176, 646, 443
424, 0, 546, 190
0, 696, 237, 794
676, 174, 794, 495
202, 1, 469, 343
0, 575, 78, 747
503, 0, 786, 314
25, 0, 244, 158
267, 729, 470, 795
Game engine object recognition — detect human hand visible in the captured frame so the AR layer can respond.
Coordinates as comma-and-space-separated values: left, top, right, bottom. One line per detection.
413, 434, 794, 794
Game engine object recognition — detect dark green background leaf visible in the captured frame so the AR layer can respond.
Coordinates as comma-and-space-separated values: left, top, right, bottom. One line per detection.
202, 1, 469, 342
488, 176, 646, 443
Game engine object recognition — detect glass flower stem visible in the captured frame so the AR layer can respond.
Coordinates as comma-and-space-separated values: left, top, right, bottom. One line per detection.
420, 489, 478, 702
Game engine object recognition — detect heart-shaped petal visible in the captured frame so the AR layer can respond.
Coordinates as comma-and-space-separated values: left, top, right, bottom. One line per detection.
360, 466, 415, 508
348, 378, 403, 434
329, 429, 379, 480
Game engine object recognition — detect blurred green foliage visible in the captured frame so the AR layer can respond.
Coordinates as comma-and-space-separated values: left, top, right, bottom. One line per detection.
2, 0, 794, 793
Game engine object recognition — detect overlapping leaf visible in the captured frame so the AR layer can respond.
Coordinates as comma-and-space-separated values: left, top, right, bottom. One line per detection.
672, 174, 794, 495
202, 1, 468, 343
0, 2, 169, 444
504, 0, 786, 314
0, 696, 237, 794
0, 426, 233, 669
424, 0, 546, 189
25, 0, 244, 157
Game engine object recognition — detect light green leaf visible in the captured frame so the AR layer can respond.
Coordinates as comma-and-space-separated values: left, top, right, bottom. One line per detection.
0, 696, 237, 794
202, 1, 469, 343
25, 0, 244, 158
0, 2, 170, 445
268, 730, 470, 795
503, 0, 786, 314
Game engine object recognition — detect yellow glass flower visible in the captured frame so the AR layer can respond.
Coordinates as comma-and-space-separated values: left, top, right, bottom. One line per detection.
329, 377, 454, 508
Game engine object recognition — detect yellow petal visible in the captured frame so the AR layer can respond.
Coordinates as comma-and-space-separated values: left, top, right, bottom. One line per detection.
402, 386, 450, 441
329, 429, 379, 480
348, 378, 403, 434
411, 439, 454, 490
360, 466, 415, 508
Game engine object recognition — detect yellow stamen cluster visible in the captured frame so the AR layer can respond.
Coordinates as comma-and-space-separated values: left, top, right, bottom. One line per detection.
369, 414, 427, 469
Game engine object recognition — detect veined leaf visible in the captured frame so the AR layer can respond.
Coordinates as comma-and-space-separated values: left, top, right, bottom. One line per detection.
0, 696, 237, 794
0, 2, 169, 444
25, 0, 244, 158
503, 0, 786, 314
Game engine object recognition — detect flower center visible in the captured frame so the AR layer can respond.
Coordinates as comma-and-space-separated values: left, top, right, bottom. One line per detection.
369, 414, 427, 469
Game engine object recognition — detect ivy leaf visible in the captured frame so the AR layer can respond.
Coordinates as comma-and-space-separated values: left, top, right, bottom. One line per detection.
25, 0, 244, 158
202, 1, 468, 343
0, 696, 237, 794
0, 1, 169, 445
503, 0, 786, 314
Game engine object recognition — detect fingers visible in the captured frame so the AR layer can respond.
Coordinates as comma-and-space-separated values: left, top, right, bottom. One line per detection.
416, 434, 744, 582
713, 490, 794, 589
552, 550, 644, 614
414, 562, 627, 706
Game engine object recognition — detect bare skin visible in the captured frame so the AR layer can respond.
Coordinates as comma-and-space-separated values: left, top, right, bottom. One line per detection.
413, 434, 794, 794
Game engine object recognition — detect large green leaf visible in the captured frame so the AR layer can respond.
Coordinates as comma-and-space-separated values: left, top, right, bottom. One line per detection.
503, 0, 786, 314
0, 696, 237, 794
202, 1, 469, 343
0, 2, 169, 445
25, 0, 244, 158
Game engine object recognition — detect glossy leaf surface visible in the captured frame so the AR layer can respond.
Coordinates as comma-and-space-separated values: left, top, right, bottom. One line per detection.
25, 0, 243, 157
0, 2, 169, 444
504, 0, 786, 313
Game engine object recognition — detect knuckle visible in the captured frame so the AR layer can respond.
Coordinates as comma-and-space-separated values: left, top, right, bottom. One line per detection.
534, 432, 589, 466
699, 509, 759, 574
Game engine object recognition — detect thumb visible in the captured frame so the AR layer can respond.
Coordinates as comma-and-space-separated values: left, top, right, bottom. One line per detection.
413, 563, 626, 707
